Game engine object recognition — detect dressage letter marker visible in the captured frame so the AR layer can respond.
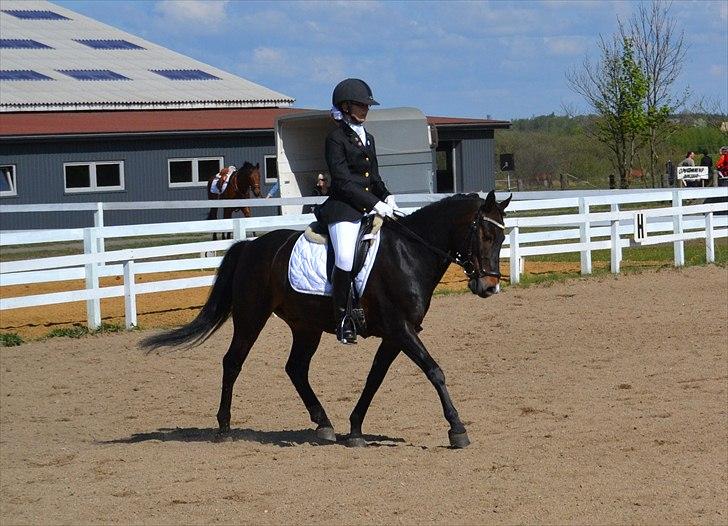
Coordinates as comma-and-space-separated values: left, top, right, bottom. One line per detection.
634, 212, 646, 243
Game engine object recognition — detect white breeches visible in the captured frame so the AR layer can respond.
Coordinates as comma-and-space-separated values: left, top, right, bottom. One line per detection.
328, 219, 361, 271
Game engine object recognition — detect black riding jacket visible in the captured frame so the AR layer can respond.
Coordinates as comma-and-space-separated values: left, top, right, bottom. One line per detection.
315, 120, 391, 225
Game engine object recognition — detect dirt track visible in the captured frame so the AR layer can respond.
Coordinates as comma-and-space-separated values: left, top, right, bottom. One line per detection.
1, 265, 727, 525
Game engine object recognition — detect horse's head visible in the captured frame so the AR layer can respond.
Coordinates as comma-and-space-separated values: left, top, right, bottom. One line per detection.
235, 161, 261, 198
461, 190, 511, 298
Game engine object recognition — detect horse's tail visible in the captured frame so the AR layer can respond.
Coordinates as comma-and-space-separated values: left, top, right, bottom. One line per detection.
140, 240, 250, 352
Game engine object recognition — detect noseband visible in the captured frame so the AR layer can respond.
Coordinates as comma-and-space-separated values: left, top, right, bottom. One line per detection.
454, 215, 505, 281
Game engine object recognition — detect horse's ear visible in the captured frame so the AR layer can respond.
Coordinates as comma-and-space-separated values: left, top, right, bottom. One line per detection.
255, 162, 260, 169
498, 194, 512, 211
483, 190, 496, 211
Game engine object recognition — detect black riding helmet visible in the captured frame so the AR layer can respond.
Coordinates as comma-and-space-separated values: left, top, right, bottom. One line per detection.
332, 78, 379, 109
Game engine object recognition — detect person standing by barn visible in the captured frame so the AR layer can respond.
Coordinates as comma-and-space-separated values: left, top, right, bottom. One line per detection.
314, 78, 400, 345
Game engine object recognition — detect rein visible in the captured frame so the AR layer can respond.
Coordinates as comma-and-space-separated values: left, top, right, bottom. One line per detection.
386, 213, 505, 280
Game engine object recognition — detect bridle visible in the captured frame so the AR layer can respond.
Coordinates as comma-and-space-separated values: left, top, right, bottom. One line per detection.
386, 212, 505, 281
454, 215, 505, 280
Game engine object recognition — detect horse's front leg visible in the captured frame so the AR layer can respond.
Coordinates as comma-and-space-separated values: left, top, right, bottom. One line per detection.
347, 340, 400, 447
397, 323, 470, 448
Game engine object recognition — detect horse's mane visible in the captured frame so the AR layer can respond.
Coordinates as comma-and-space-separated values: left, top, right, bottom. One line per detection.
399, 193, 482, 229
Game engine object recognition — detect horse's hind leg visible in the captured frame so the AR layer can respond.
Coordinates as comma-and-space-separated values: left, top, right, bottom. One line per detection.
216, 313, 268, 438
347, 339, 399, 447
284, 328, 336, 442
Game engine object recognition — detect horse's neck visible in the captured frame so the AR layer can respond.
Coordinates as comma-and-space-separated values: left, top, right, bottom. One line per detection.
404, 201, 474, 253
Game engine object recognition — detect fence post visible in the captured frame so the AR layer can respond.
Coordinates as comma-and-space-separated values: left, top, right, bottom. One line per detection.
672, 189, 685, 266
610, 203, 621, 274
705, 212, 715, 264
123, 260, 137, 329
509, 226, 520, 285
83, 227, 101, 329
233, 218, 247, 241
93, 202, 106, 267
579, 197, 592, 275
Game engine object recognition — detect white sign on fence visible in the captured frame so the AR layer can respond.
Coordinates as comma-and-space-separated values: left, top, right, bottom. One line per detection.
634, 211, 646, 243
676, 166, 709, 181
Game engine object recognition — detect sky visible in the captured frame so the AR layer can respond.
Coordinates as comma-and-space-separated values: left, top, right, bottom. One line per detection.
55, 0, 727, 120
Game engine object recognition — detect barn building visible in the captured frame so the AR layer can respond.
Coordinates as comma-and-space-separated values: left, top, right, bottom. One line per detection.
0, 1, 509, 230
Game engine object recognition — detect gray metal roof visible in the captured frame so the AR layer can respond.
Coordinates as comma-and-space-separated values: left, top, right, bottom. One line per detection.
0, 0, 294, 112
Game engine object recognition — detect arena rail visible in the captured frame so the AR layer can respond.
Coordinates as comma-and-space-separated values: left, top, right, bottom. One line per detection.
1, 188, 726, 330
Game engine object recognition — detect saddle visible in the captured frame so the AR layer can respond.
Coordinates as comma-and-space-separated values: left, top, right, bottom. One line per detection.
303, 215, 383, 336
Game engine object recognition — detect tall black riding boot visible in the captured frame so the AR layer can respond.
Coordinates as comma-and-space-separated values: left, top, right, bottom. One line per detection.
332, 266, 357, 344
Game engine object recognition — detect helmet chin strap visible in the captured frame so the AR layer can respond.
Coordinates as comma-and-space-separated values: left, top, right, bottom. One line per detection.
341, 102, 366, 124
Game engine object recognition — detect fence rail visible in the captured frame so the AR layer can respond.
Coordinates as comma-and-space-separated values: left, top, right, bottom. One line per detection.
1, 188, 726, 330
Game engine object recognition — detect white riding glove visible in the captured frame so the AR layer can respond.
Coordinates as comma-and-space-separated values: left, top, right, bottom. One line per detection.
385, 195, 401, 213
373, 200, 394, 218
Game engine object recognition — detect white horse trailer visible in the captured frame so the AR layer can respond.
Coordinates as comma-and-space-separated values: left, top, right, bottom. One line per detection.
274, 107, 436, 215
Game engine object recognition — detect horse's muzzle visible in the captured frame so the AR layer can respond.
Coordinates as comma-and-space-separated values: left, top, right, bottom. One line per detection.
468, 275, 500, 298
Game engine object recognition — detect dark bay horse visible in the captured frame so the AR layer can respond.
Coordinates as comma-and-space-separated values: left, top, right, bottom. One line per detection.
207, 162, 262, 240
142, 191, 511, 448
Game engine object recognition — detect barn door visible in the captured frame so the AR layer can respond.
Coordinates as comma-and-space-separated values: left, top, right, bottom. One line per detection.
435, 142, 457, 193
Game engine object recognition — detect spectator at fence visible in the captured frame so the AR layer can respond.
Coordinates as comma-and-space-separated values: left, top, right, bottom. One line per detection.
679, 151, 695, 167
699, 149, 714, 187
304, 173, 330, 214
266, 180, 280, 198
717, 147, 728, 182
210, 165, 236, 195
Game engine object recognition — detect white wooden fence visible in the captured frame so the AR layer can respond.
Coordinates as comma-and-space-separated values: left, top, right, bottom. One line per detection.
1, 188, 726, 330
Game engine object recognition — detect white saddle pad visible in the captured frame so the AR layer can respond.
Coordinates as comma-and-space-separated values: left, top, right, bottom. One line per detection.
288, 232, 381, 297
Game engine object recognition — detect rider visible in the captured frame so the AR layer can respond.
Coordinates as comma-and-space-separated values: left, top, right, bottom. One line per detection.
314, 78, 400, 345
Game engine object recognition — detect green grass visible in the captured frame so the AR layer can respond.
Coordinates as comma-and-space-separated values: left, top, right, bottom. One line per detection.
44, 322, 127, 340
0, 332, 23, 347
526, 238, 728, 265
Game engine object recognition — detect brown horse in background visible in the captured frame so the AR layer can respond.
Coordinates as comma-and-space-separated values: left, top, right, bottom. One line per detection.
207, 162, 261, 240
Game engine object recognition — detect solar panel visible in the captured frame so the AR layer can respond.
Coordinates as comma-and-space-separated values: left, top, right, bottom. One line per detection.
74, 39, 144, 50
57, 69, 130, 81
151, 69, 221, 81
0, 39, 53, 49
2, 10, 70, 20
0, 70, 53, 81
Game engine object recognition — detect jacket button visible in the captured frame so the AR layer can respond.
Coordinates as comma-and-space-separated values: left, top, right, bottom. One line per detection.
365, 187, 369, 191
364, 172, 369, 177
365, 157, 369, 162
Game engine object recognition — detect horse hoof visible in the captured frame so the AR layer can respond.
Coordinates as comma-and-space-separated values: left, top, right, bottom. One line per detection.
346, 436, 367, 448
316, 426, 336, 442
448, 430, 471, 448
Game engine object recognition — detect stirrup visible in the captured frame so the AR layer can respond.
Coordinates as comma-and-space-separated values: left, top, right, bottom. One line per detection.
336, 317, 357, 345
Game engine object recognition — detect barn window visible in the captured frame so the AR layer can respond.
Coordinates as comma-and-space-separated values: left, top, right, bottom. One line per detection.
264, 155, 278, 184
63, 161, 124, 193
0, 165, 17, 197
168, 157, 223, 188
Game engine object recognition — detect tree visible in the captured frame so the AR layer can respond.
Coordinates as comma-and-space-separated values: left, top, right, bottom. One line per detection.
568, 36, 648, 189
622, 0, 687, 187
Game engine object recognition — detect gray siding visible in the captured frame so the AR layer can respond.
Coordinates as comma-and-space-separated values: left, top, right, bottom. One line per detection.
457, 137, 496, 193
1, 133, 277, 229
1, 125, 500, 230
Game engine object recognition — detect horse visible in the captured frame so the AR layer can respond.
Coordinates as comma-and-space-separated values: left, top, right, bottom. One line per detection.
141, 191, 511, 448
206, 162, 262, 240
